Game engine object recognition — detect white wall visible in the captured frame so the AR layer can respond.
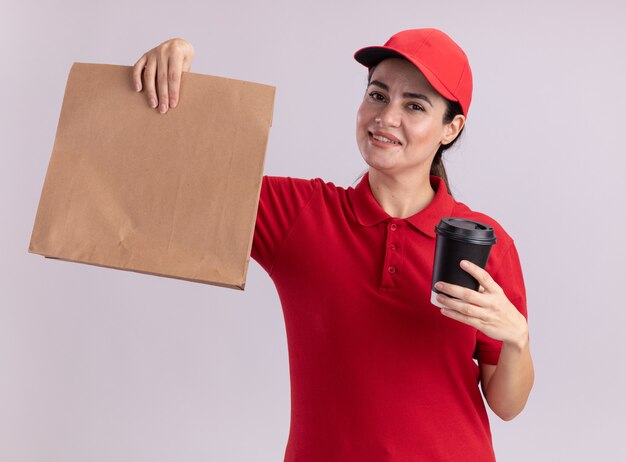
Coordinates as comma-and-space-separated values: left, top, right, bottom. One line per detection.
2, 0, 625, 460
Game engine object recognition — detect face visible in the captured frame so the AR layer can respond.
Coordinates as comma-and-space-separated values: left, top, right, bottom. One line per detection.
356, 58, 464, 179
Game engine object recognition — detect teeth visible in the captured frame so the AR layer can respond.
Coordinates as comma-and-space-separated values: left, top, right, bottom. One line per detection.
373, 134, 399, 144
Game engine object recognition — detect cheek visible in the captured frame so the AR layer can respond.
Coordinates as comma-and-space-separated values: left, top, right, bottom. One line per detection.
356, 103, 367, 126
356, 104, 369, 135
406, 121, 444, 144
356, 105, 373, 154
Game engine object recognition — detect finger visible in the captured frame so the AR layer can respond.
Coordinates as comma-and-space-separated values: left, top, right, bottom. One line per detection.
156, 52, 170, 113
143, 57, 158, 109
436, 293, 487, 321
434, 281, 485, 307
167, 52, 184, 109
460, 260, 501, 293
440, 306, 482, 329
132, 54, 147, 92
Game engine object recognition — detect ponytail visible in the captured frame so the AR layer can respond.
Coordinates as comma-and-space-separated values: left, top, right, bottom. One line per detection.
430, 98, 464, 197
430, 150, 451, 195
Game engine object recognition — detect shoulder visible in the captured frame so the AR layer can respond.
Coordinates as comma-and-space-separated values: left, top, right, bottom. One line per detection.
450, 199, 516, 257
263, 175, 342, 188
451, 201, 526, 309
262, 175, 347, 198
449, 200, 528, 319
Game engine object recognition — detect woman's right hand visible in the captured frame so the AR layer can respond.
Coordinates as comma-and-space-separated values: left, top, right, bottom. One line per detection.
132, 38, 195, 114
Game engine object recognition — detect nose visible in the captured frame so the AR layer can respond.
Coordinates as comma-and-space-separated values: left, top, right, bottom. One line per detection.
375, 102, 402, 127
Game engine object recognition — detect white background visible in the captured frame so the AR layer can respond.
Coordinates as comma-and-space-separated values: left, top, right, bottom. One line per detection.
2, 0, 625, 460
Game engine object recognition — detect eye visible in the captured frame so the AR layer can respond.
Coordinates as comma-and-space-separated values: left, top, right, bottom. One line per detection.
408, 102, 425, 112
368, 91, 386, 102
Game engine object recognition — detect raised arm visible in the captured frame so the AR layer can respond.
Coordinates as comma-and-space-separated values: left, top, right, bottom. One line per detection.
132, 38, 196, 114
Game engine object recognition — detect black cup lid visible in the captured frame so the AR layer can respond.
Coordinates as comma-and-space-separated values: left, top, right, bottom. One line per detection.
434, 217, 497, 245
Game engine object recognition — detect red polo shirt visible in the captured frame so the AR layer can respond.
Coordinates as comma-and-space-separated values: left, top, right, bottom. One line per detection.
251, 172, 527, 462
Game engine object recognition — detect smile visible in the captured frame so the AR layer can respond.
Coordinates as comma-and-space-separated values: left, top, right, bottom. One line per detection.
369, 131, 402, 145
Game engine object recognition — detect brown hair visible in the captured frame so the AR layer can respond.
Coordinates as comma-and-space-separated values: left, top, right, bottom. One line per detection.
431, 98, 464, 196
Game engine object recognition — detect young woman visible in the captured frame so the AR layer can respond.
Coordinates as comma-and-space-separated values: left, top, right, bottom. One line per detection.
133, 28, 534, 461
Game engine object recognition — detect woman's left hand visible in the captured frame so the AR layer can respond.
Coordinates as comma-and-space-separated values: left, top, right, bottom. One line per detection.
434, 260, 528, 347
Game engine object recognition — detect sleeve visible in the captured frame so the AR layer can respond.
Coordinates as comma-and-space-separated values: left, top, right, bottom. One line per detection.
474, 240, 528, 365
251, 175, 319, 275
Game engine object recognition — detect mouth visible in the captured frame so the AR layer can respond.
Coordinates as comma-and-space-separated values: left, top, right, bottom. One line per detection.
369, 131, 402, 145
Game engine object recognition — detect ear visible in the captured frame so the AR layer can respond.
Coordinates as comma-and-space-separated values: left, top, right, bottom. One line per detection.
441, 114, 466, 146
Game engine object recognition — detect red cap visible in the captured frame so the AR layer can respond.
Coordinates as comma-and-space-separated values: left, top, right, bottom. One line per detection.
354, 29, 473, 116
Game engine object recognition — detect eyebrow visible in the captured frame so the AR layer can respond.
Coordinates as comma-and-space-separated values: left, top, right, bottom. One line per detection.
368, 79, 434, 107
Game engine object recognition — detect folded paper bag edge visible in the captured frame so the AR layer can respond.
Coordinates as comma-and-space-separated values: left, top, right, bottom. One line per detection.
29, 250, 246, 290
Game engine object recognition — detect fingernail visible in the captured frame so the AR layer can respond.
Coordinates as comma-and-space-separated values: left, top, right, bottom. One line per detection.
434, 282, 443, 290
135, 83, 141, 92
461, 260, 470, 269
150, 98, 157, 108
159, 103, 167, 113
170, 98, 177, 108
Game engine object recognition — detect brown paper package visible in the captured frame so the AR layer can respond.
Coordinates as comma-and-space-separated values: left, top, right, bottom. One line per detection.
29, 63, 276, 290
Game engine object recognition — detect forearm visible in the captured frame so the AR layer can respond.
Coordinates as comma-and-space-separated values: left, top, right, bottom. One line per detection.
434, 259, 534, 420
484, 334, 534, 421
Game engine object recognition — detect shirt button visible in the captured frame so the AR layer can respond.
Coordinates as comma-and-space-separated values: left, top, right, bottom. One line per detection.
388, 266, 396, 274
390, 223, 398, 231
390, 244, 397, 251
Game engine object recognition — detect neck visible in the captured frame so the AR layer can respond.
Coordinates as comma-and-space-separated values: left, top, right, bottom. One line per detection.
367, 168, 436, 218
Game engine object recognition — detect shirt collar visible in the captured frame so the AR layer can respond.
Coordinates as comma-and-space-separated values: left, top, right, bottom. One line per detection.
351, 171, 456, 238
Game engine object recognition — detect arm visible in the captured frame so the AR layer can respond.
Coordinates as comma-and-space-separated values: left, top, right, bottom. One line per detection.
132, 38, 196, 113
479, 338, 534, 421
434, 259, 535, 421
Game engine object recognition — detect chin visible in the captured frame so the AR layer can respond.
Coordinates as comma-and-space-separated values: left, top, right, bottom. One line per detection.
361, 158, 398, 175
361, 149, 399, 170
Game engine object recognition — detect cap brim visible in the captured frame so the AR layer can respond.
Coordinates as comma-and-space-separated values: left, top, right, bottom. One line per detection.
354, 46, 458, 105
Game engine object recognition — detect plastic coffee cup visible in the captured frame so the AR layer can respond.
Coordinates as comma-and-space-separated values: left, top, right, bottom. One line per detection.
431, 218, 497, 308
